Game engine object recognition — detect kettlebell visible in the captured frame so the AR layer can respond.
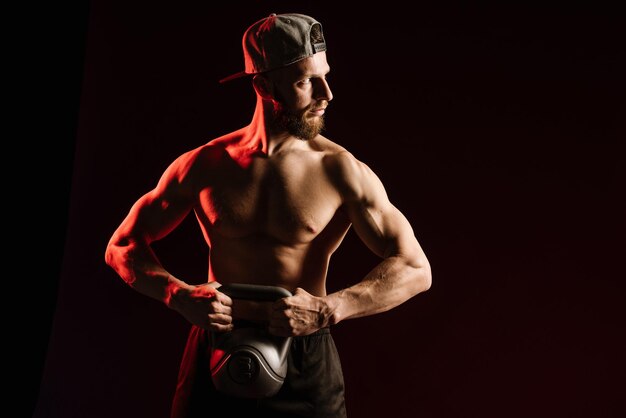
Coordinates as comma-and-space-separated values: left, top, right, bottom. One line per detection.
209, 283, 292, 398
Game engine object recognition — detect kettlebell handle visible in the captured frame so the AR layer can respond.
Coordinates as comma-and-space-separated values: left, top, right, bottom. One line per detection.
218, 283, 292, 301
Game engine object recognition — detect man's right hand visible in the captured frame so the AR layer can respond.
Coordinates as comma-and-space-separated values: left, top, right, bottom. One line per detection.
167, 283, 234, 332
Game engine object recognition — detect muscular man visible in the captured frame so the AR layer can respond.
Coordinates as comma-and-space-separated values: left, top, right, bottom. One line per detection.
105, 13, 431, 418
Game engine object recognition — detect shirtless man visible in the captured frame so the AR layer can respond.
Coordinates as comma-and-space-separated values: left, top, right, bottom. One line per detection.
105, 13, 431, 418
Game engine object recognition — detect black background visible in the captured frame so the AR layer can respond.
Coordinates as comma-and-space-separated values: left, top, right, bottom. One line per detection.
30, 1, 624, 417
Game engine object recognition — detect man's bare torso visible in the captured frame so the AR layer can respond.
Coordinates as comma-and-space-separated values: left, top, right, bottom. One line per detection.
190, 133, 352, 296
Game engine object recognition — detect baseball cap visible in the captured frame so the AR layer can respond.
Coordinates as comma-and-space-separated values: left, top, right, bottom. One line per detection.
219, 13, 327, 83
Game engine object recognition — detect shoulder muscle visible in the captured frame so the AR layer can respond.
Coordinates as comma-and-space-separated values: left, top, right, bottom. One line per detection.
324, 150, 388, 206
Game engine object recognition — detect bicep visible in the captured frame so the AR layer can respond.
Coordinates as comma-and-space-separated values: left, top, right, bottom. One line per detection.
340, 161, 420, 260
119, 189, 194, 243
112, 161, 196, 245
345, 191, 418, 260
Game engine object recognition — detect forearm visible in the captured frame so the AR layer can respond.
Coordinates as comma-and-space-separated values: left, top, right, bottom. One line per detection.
324, 255, 431, 325
105, 238, 189, 307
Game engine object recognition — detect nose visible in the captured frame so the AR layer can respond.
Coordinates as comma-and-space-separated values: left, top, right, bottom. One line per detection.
314, 78, 333, 102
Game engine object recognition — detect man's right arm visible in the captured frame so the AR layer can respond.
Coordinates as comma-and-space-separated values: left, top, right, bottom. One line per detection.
104, 187, 193, 303
104, 151, 234, 331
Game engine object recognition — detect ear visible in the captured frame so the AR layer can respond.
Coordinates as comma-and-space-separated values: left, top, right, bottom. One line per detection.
252, 74, 274, 100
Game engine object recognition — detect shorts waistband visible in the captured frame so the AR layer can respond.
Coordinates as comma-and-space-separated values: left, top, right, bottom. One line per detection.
293, 327, 330, 338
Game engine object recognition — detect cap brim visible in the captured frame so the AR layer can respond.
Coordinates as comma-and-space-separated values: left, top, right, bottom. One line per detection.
218, 71, 250, 84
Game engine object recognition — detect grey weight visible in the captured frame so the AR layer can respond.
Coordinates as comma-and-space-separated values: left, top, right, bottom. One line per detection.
210, 284, 292, 398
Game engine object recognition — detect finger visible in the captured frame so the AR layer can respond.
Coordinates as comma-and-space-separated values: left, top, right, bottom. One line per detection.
294, 287, 308, 296
208, 313, 233, 325
215, 292, 233, 306
209, 322, 234, 333
209, 300, 233, 315
273, 296, 292, 310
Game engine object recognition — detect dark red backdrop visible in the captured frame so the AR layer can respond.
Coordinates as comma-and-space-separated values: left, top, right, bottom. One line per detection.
30, 1, 624, 417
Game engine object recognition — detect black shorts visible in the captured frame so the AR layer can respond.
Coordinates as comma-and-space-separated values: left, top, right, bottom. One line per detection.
171, 325, 347, 418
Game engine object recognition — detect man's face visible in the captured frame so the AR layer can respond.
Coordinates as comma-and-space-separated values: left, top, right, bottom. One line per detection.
268, 52, 333, 140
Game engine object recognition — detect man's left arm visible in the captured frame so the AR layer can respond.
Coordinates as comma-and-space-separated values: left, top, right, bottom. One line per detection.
270, 152, 431, 336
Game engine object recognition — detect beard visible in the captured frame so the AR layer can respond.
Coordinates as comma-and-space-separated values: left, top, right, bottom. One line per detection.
270, 101, 327, 141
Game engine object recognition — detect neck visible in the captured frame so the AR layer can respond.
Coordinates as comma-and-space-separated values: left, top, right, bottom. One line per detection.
241, 97, 294, 156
